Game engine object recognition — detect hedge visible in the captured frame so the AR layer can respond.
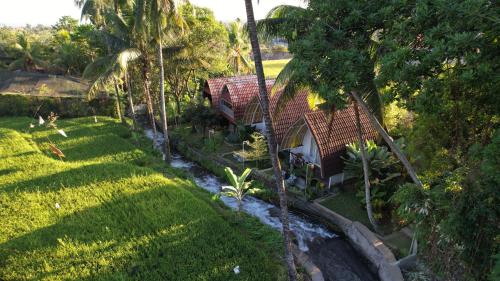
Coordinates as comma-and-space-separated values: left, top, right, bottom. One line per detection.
0, 94, 116, 118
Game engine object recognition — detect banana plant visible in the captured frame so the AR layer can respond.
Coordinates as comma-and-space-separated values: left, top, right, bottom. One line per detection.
221, 167, 258, 212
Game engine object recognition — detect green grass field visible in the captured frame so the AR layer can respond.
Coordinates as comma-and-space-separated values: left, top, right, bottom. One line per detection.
0, 117, 285, 281
320, 191, 373, 229
263, 59, 290, 78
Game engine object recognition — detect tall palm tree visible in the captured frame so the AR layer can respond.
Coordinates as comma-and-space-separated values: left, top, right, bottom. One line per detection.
243, 1, 297, 280
227, 19, 253, 75
147, 0, 179, 163
134, 0, 182, 159
80, 3, 139, 125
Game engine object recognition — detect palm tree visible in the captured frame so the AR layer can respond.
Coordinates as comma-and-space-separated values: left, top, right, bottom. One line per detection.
147, 0, 178, 163
352, 98, 379, 231
243, 1, 297, 280
80, 4, 140, 126
259, 3, 423, 182
82, 44, 140, 124
134, 0, 184, 160
227, 19, 253, 75
9, 33, 46, 72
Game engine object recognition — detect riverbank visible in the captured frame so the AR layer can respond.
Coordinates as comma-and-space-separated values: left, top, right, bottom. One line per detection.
167, 129, 381, 281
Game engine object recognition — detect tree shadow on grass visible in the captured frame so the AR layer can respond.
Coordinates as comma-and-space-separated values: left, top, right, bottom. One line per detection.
0, 168, 17, 177
1, 162, 153, 193
0, 187, 282, 281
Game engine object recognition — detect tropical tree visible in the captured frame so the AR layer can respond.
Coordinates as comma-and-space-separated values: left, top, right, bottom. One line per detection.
227, 19, 253, 75
8, 33, 46, 72
243, 1, 297, 280
81, 6, 139, 125
52, 20, 101, 75
133, 0, 185, 161
257, 3, 383, 231
379, 1, 500, 279
163, 4, 229, 117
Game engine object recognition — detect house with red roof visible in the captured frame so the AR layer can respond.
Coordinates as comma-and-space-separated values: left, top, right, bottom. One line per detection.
242, 89, 313, 144
202, 75, 257, 111
218, 79, 275, 125
280, 107, 378, 184
202, 75, 378, 185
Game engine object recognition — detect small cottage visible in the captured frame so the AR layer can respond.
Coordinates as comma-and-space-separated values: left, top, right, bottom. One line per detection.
242, 89, 313, 144
202, 75, 256, 110
218, 79, 275, 125
280, 107, 378, 185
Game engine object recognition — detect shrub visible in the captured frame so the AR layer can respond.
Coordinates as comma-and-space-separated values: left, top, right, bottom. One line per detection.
343, 140, 408, 221
0, 94, 115, 118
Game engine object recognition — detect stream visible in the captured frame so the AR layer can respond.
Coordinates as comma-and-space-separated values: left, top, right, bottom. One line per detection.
145, 128, 378, 281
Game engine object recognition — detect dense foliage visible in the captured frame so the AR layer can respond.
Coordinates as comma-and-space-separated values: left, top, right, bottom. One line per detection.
0, 94, 115, 118
343, 140, 406, 221
268, 0, 499, 279
0, 17, 103, 75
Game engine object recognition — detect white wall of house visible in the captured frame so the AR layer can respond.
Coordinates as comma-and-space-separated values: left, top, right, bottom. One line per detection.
289, 128, 321, 166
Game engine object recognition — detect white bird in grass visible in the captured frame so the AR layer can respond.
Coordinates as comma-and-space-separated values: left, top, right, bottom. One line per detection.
233, 266, 240, 274
55, 203, 61, 209
38, 116, 45, 125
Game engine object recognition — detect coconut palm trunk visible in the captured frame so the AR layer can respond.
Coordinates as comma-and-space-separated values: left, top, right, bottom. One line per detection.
125, 71, 138, 129
157, 32, 172, 163
351, 91, 423, 188
141, 57, 157, 140
113, 77, 127, 125
352, 98, 379, 232
243, 1, 297, 280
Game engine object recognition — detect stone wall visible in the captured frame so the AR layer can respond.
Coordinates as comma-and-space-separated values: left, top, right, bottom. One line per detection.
312, 203, 404, 281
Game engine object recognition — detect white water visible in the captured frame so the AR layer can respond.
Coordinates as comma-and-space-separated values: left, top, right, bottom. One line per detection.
145, 129, 335, 251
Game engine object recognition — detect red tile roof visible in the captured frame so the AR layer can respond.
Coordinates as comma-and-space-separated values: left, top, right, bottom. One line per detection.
303, 107, 378, 178
269, 90, 313, 143
203, 75, 257, 110
220, 79, 275, 123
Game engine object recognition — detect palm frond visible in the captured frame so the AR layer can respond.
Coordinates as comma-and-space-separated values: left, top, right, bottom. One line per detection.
272, 58, 309, 118
256, 5, 305, 40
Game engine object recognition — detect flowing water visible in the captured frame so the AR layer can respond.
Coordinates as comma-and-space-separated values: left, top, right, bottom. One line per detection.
145, 129, 378, 281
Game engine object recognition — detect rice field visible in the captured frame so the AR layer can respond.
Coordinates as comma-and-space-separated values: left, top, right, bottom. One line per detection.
263, 59, 290, 78
0, 116, 285, 281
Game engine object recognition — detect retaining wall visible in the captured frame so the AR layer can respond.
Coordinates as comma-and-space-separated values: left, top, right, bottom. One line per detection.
171, 135, 403, 281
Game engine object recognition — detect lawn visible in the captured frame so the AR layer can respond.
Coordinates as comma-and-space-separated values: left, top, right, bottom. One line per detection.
0, 116, 285, 281
263, 59, 290, 78
320, 191, 373, 229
